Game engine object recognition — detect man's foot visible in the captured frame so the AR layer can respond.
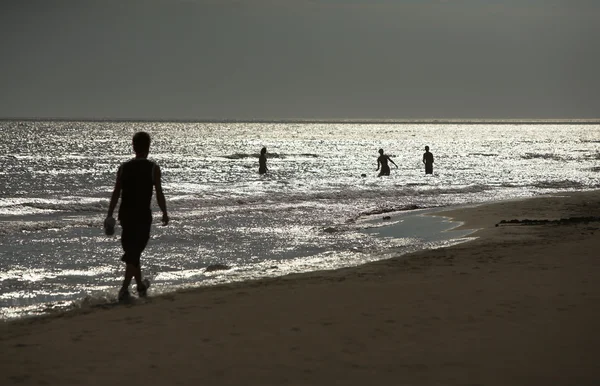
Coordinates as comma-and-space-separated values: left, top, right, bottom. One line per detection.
118, 287, 130, 302
137, 279, 151, 298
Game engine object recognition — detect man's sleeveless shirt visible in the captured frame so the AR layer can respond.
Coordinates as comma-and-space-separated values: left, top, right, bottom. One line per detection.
118, 158, 156, 223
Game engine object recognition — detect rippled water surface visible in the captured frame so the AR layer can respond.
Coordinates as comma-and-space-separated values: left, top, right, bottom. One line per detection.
1, 121, 598, 318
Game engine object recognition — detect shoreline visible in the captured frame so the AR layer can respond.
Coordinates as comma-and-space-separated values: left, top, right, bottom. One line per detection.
1, 190, 596, 319
0, 201, 487, 321
2, 190, 600, 385
0, 206, 475, 321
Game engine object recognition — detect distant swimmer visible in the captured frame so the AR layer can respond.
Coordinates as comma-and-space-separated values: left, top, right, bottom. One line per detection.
376, 149, 398, 177
423, 146, 434, 175
259, 147, 268, 174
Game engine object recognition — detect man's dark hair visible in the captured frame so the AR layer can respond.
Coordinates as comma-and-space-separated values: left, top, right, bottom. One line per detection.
132, 132, 151, 154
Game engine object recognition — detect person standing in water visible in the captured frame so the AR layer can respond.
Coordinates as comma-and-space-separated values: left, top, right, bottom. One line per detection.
259, 147, 268, 174
105, 131, 169, 301
376, 148, 398, 176
423, 145, 434, 175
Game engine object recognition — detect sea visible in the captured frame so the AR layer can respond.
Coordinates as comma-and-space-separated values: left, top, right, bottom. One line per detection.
1, 120, 598, 319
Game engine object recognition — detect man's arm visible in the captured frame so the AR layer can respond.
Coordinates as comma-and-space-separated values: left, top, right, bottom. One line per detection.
107, 167, 122, 218
389, 156, 398, 168
153, 165, 169, 225
376, 159, 380, 171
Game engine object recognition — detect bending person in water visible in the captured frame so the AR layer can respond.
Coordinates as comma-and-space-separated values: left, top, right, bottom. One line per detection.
259, 147, 268, 174
423, 145, 434, 175
376, 148, 398, 176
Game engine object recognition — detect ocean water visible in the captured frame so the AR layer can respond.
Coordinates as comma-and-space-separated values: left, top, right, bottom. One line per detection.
0, 120, 598, 319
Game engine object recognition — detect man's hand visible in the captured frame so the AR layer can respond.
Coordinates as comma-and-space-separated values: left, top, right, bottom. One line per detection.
162, 213, 170, 226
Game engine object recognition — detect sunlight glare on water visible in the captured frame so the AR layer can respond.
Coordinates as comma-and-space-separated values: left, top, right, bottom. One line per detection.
0, 120, 598, 318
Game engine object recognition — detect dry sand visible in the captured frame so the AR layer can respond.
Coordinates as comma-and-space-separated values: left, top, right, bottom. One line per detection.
1, 190, 599, 386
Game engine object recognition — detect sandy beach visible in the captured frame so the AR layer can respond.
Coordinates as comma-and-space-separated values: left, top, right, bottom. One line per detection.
1, 190, 599, 386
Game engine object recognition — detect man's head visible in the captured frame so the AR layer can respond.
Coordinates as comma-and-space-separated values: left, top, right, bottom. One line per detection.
261, 147, 267, 155
425, 146, 429, 152
379, 148, 384, 155
133, 132, 151, 156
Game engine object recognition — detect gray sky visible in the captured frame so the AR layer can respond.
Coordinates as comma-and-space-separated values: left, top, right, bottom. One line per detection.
1, 0, 599, 120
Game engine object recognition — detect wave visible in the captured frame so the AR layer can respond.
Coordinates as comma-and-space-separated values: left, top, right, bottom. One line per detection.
356, 204, 422, 218
586, 153, 600, 160
532, 180, 587, 190
0, 219, 101, 236
223, 153, 259, 159
169, 184, 492, 211
468, 153, 498, 157
521, 153, 571, 161
298, 153, 320, 158
22, 201, 106, 213
222, 152, 318, 160
0, 198, 107, 216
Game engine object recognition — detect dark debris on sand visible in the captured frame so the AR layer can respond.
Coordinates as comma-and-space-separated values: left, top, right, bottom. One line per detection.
496, 216, 600, 227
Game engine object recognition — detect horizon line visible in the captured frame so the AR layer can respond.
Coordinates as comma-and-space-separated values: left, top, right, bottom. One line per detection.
2, 117, 600, 125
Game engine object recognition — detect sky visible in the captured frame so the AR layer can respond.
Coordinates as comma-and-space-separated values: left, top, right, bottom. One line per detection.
0, 0, 599, 120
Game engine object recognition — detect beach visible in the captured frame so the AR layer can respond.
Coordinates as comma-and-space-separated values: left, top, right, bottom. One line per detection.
1, 190, 599, 385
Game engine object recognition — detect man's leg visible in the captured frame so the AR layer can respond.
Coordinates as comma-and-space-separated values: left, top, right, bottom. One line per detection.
121, 257, 143, 285
120, 224, 141, 298
122, 263, 137, 288
135, 264, 150, 297
120, 221, 151, 297
133, 264, 143, 287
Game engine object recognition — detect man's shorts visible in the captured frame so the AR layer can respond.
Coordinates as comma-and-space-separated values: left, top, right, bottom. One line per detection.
379, 166, 390, 176
120, 221, 151, 267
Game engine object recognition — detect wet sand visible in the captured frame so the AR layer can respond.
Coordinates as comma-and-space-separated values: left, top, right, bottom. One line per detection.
1, 190, 599, 385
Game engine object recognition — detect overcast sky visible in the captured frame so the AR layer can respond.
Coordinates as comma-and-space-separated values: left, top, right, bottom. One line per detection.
1, 0, 598, 120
